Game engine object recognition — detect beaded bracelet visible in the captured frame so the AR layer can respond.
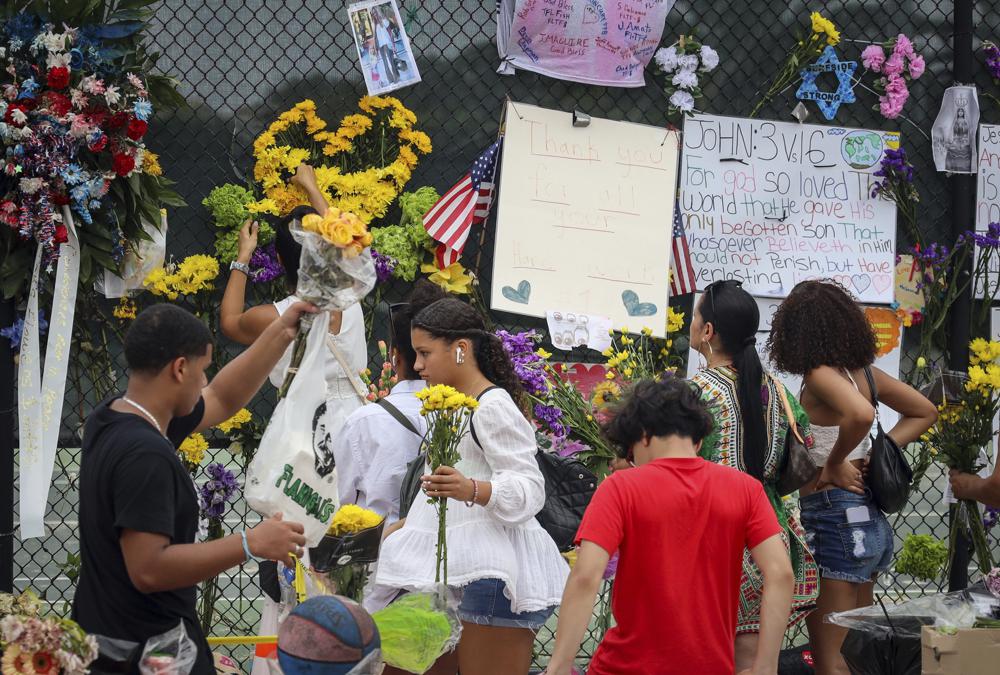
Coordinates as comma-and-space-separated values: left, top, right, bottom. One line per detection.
465, 480, 479, 508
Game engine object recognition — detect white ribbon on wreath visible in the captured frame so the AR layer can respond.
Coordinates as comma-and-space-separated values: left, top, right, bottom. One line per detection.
18, 206, 81, 539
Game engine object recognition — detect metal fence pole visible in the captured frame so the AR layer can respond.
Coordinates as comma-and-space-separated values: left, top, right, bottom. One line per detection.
946, 0, 975, 593
0, 296, 15, 593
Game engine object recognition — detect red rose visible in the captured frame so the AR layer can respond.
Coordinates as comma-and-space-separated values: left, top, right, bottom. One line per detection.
41, 91, 71, 117
107, 111, 129, 130
47, 67, 70, 90
112, 153, 135, 177
54, 225, 69, 244
126, 118, 148, 141
88, 134, 108, 152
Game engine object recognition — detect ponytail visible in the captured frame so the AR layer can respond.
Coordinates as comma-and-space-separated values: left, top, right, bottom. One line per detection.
731, 337, 768, 481
697, 282, 768, 482
473, 332, 529, 413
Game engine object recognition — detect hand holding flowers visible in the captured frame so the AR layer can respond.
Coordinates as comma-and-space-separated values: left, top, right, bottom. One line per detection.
416, 384, 479, 583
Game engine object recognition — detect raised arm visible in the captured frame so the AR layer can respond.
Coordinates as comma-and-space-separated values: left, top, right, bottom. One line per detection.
197, 302, 318, 432
291, 164, 329, 216
219, 219, 280, 345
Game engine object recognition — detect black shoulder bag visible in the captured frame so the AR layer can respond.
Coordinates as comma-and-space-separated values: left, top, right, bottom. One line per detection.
863, 366, 913, 513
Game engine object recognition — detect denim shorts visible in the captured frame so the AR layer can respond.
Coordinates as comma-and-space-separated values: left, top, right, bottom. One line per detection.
799, 488, 893, 584
457, 578, 555, 630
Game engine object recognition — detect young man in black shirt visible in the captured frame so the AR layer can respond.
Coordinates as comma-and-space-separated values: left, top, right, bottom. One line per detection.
73, 302, 314, 674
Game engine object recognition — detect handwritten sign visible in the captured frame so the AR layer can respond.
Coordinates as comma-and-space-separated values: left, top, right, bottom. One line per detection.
685, 293, 902, 429
491, 101, 679, 336
894, 254, 926, 314
679, 113, 899, 303
498, 0, 677, 87
975, 124, 1000, 299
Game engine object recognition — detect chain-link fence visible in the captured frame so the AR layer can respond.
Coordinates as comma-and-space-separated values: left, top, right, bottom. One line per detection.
10, 0, 1000, 671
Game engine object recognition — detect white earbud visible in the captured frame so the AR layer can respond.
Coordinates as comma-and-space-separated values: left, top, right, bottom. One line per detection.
455, 347, 465, 364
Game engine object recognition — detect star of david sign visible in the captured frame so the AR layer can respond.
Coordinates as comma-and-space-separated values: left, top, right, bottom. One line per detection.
795, 45, 858, 121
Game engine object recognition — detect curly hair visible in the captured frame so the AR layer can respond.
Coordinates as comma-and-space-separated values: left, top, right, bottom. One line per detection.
603, 377, 714, 459
411, 297, 529, 412
767, 279, 877, 375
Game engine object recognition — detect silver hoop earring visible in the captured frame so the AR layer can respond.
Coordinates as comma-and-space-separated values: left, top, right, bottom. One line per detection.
455, 348, 465, 365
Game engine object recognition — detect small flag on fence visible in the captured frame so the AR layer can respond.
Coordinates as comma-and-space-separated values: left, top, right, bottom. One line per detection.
670, 205, 697, 296
423, 138, 503, 268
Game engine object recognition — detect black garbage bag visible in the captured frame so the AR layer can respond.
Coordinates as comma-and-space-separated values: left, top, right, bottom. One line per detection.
840, 615, 928, 675
778, 645, 815, 675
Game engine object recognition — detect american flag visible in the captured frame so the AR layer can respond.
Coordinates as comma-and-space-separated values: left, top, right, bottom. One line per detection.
670, 205, 697, 296
423, 138, 503, 268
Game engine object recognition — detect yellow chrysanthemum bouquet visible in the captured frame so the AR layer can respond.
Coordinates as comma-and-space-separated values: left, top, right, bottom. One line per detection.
310, 504, 386, 602
415, 385, 479, 583
247, 96, 431, 224
921, 338, 1000, 573
750, 10, 841, 117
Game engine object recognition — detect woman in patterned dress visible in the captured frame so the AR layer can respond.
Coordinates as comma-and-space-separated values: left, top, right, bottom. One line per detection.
689, 280, 819, 671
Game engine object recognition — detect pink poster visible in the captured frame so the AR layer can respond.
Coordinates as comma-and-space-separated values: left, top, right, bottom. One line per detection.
499, 0, 677, 87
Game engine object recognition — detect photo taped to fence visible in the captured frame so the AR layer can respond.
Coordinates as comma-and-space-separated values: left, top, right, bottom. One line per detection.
347, 0, 421, 95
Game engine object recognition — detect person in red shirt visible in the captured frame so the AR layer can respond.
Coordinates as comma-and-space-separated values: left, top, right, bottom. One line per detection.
545, 377, 794, 675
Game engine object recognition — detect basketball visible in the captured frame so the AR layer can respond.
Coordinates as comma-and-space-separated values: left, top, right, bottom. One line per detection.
277, 595, 381, 674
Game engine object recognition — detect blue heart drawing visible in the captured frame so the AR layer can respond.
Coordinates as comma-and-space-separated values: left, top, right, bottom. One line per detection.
622, 290, 657, 317
502, 280, 531, 304
851, 274, 872, 295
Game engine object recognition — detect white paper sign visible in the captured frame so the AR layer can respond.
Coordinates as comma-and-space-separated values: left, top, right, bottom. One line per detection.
974, 123, 1000, 299
679, 113, 899, 303
491, 101, 679, 336
545, 310, 613, 352
685, 293, 902, 431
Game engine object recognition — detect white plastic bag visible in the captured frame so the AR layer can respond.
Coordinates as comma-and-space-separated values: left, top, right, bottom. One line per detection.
138, 621, 197, 675
290, 218, 376, 311
97, 209, 168, 298
246, 313, 339, 546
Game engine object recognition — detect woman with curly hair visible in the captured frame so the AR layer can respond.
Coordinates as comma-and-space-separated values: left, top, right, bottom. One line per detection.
370, 297, 567, 675
768, 280, 937, 675
689, 279, 819, 672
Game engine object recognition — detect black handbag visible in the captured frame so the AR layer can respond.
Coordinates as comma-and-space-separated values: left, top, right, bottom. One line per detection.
771, 376, 817, 496
863, 366, 913, 513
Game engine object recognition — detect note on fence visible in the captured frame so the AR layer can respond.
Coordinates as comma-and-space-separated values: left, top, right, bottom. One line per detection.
679, 113, 899, 303
975, 124, 1000, 299
545, 310, 613, 352
491, 101, 678, 337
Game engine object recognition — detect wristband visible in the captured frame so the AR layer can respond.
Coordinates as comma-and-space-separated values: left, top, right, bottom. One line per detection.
230, 260, 251, 276
241, 528, 261, 562
465, 480, 479, 508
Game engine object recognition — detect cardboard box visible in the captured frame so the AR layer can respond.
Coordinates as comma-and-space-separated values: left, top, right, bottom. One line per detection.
921, 625, 1000, 674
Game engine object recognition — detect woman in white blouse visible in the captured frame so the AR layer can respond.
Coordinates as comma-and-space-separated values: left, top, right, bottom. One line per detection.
372, 297, 568, 675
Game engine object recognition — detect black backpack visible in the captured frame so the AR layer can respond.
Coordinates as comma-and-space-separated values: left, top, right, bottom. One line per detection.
398, 388, 597, 552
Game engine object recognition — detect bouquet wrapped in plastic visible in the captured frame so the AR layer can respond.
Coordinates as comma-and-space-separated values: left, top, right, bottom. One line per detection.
310, 505, 386, 601
372, 591, 462, 674
292, 209, 376, 311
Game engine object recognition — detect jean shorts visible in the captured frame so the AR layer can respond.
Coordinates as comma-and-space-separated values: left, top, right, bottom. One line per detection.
457, 578, 555, 630
799, 488, 893, 584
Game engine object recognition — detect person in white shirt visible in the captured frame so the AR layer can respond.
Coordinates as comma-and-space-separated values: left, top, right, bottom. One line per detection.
333, 281, 447, 522
372, 297, 568, 675
219, 164, 369, 674
372, 9, 399, 84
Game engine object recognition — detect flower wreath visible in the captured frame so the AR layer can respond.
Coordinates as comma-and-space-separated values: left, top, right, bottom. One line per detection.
249, 96, 431, 225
